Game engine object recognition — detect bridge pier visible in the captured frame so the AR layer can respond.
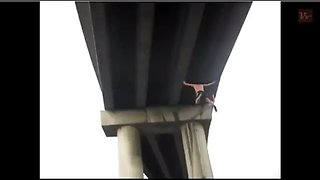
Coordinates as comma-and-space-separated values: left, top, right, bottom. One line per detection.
181, 122, 213, 178
101, 104, 213, 178
117, 126, 144, 178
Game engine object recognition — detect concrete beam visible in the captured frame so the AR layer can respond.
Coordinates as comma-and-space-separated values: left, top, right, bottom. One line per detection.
101, 104, 213, 137
136, 3, 155, 107
89, 3, 114, 109
169, 4, 205, 105
75, 2, 102, 89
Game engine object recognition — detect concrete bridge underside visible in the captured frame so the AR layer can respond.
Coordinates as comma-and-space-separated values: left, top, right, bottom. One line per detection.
76, 2, 251, 178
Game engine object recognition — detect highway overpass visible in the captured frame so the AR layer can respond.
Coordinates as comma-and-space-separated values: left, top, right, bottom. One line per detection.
76, 2, 251, 178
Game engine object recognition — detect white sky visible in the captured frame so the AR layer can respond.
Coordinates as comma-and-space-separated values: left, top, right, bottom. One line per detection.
40, 1, 280, 179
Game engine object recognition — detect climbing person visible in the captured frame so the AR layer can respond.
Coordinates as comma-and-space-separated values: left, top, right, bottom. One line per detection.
183, 81, 218, 112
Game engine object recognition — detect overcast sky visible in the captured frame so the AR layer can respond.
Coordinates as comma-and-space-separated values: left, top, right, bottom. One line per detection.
40, 1, 280, 178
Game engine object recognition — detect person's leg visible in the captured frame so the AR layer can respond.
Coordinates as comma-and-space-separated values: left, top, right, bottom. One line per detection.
195, 90, 204, 104
205, 95, 217, 112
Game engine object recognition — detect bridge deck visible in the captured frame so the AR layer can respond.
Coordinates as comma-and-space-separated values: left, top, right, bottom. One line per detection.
76, 2, 251, 178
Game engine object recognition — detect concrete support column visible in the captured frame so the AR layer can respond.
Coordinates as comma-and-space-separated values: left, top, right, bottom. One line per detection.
117, 126, 143, 178
181, 123, 193, 177
193, 122, 213, 178
181, 122, 213, 178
